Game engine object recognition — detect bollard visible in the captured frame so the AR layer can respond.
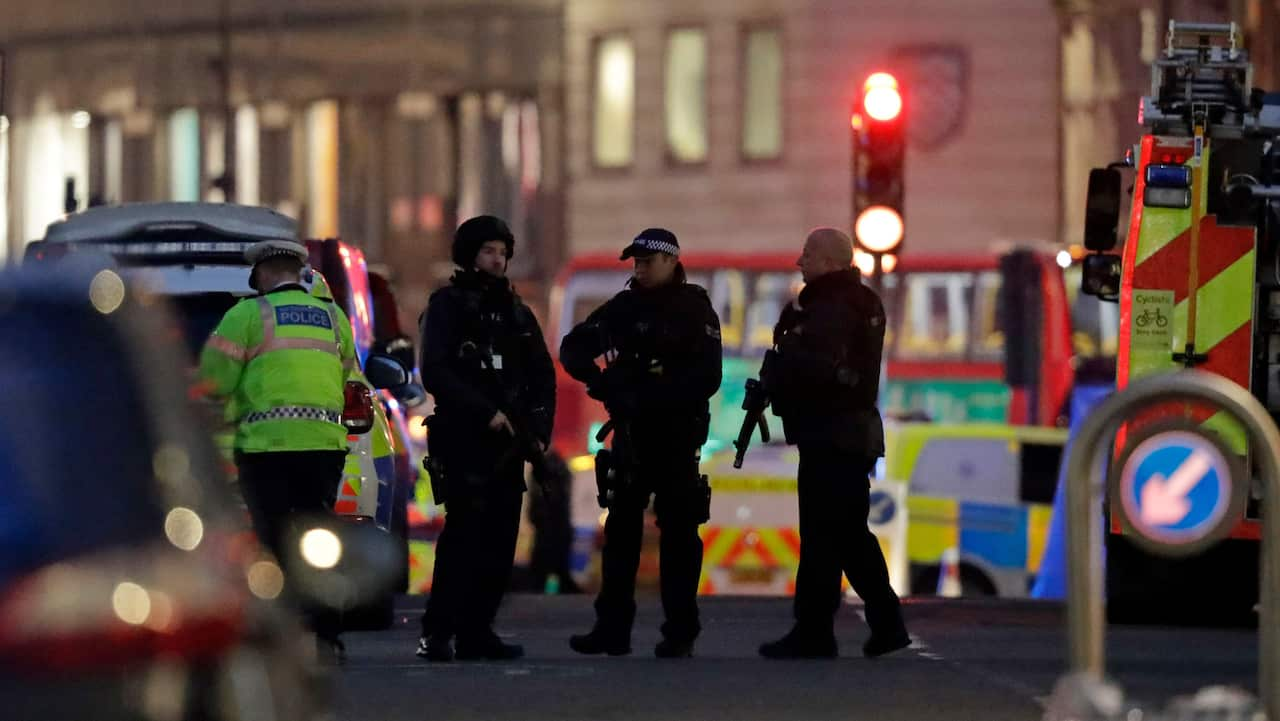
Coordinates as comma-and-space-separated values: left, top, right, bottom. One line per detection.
1063, 370, 1280, 719
936, 547, 962, 598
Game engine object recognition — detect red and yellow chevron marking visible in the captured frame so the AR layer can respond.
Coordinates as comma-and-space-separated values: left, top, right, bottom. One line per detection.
698, 526, 801, 595
1116, 134, 1259, 538
407, 539, 436, 594
334, 479, 361, 515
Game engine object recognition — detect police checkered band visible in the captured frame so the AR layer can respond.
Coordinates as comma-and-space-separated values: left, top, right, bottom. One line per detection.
243, 406, 341, 425
630, 237, 679, 256
245, 239, 308, 266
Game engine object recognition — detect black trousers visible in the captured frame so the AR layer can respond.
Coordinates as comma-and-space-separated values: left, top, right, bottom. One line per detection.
594, 445, 704, 642
421, 463, 524, 642
793, 443, 905, 637
236, 449, 347, 638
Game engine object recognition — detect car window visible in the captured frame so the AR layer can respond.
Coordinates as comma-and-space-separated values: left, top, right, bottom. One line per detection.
745, 271, 801, 355
894, 272, 974, 361
170, 293, 241, 360
910, 437, 1018, 504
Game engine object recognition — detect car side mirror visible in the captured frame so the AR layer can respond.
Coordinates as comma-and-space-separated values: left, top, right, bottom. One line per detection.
394, 382, 428, 409
365, 352, 410, 390
1081, 253, 1121, 302
1084, 168, 1123, 252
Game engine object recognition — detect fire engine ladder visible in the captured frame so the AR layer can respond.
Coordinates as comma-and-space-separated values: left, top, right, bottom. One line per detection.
1153, 23, 1250, 368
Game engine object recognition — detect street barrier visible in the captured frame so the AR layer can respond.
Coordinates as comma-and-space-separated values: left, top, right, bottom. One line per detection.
1048, 370, 1280, 720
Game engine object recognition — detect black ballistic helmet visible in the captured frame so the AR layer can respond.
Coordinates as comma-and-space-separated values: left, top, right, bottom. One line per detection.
452, 215, 515, 267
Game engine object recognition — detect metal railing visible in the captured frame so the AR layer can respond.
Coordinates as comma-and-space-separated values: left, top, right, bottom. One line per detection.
1060, 370, 1280, 719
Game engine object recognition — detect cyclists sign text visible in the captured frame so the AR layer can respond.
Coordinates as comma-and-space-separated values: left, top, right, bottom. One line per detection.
1131, 289, 1173, 351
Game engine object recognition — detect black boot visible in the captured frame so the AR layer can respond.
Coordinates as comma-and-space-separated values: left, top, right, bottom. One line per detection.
569, 626, 631, 656
654, 637, 695, 659
455, 631, 524, 661
862, 629, 911, 659
759, 627, 838, 659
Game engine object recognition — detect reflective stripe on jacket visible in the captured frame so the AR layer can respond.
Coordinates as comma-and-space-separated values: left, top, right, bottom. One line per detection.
198, 285, 357, 452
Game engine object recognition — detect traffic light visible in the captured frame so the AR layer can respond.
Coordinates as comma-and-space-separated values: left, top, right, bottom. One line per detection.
852, 72, 905, 256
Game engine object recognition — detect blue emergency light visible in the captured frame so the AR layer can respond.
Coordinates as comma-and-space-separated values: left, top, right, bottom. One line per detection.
1145, 164, 1192, 188
1143, 164, 1192, 209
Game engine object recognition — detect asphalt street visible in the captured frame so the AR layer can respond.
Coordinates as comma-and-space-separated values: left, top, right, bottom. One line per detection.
330, 595, 1259, 721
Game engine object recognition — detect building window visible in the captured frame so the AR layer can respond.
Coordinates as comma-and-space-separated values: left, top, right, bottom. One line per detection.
665, 27, 708, 164
592, 35, 635, 168
742, 26, 783, 161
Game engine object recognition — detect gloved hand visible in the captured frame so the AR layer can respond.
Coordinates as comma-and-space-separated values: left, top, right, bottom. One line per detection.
587, 365, 627, 402
588, 366, 639, 416
604, 388, 641, 418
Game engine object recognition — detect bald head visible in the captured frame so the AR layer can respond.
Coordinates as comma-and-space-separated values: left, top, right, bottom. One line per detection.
797, 227, 854, 282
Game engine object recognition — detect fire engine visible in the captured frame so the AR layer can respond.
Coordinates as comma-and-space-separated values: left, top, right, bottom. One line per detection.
1080, 21, 1280, 621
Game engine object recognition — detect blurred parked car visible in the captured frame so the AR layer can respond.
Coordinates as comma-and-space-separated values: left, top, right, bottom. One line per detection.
0, 258, 339, 721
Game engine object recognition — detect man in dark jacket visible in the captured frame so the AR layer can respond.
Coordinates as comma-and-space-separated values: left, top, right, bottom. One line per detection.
562, 228, 722, 659
415, 215, 556, 662
759, 227, 910, 660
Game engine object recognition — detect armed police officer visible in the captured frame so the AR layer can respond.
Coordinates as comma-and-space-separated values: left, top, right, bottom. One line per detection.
562, 228, 722, 659
197, 239, 357, 661
416, 215, 556, 663
758, 227, 910, 660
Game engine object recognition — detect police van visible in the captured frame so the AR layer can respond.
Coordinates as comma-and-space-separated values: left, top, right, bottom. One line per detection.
26, 202, 417, 628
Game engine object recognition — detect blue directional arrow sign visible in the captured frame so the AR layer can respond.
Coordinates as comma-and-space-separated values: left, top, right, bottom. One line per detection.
868, 489, 897, 526
1116, 427, 1241, 555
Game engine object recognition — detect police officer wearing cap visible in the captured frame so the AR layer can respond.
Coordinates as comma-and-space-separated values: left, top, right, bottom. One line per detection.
562, 228, 722, 659
416, 215, 556, 663
758, 227, 909, 660
197, 238, 357, 659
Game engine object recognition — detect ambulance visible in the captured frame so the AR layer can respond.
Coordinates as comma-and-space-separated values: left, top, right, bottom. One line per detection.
695, 422, 1064, 598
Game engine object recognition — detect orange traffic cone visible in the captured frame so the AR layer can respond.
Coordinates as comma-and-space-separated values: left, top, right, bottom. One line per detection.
936, 547, 962, 598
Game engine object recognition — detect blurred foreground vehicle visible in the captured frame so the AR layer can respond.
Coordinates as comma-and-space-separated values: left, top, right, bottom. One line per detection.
0, 258, 379, 720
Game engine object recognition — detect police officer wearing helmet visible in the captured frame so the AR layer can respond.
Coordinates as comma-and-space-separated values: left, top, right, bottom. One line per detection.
758, 227, 909, 660
416, 215, 556, 662
197, 238, 357, 660
562, 228, 722, 659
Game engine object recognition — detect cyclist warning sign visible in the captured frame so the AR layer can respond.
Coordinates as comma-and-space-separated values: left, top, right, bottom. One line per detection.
1132, 289, 1174, 350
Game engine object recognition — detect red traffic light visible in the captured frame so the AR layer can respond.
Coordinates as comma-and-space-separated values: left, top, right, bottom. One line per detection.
862, 72, 902, 122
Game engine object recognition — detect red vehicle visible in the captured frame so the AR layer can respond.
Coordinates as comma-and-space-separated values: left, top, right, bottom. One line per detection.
1077, 22, 1279, 621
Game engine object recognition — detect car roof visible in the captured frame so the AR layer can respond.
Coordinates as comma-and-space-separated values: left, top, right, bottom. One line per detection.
42, 202, 297, 244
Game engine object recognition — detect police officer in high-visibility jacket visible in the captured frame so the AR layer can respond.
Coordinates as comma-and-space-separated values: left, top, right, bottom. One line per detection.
198, 238, 357, 659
